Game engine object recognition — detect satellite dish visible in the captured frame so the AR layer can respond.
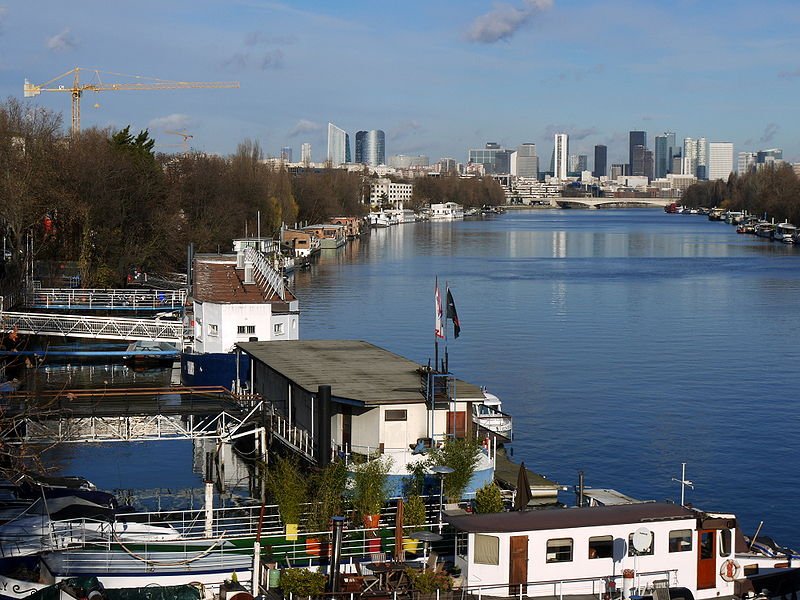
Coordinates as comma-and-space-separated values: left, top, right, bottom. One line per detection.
632, 527, 653, 553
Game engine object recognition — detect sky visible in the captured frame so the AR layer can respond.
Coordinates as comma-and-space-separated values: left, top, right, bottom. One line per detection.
1, 0, 800, 166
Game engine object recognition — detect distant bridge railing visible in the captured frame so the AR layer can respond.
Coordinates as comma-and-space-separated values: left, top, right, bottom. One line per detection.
1, 311, 183, 342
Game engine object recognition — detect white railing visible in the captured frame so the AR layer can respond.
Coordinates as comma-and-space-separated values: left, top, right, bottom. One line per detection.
0, 311, 183, 342
245, 247, 287, 300
473, 405, 513, 440
270, 412, 314, 460
23, 288, 187, 310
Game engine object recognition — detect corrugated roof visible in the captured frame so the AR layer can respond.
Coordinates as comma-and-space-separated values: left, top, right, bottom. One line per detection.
238, 340, 485, 406
447, 503, 697, 533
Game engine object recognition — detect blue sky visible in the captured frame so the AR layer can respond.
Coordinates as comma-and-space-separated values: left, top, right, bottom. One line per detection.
2, 0, 799, 165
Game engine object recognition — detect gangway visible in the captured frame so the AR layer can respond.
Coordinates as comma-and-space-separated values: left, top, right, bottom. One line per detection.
1, 311, 183, 342
23, 288, 187, 311
0, 387, 265, 444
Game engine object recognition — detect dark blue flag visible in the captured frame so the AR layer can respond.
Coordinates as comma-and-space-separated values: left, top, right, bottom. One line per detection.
446, 288, 460, 338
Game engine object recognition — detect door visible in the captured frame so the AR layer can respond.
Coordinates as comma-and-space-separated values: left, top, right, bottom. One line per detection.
446, 411, 467, 438
697, 529, 716, 590
509, 535, 528, 596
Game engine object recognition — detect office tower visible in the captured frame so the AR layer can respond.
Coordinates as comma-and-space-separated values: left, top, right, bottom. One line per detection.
610, 164, 625, 179
469, 142, 508, 174
516, 144, 539, 178
757, 148, 783, 165
554, 133, 568, 179
327, 123, 350, 166
629, 131, 646, 174
280, 146, 292, 162
683, 137, 708, 179
301, 143, 312, 164
737, 152, 756, 174
632, 145, 648, 179
708, 142, 734, 181
389, 155, 429, 169
577, 155, 588, 172
593, 145, 607, 177
438, 158, 457, 173
355, 130, 385, 166
654, 132, 676, 179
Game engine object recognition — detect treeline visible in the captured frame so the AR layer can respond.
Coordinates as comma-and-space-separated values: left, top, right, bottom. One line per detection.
681, 164, 800, 224
0, 100, 368, 286
410, 173, 505, 210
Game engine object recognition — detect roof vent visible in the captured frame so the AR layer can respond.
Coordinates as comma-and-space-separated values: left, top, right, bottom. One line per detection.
244, 262, 254, 284
236, 251, 245, 269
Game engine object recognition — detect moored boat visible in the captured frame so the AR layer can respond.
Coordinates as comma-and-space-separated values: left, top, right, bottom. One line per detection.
773, 222, 797, 243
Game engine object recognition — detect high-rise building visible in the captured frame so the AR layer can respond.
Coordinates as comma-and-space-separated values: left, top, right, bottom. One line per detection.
554, 133, 568, 180
327, 123, 350, 166
438, 158, 457, 173
683, 137, 708, 179
610, 164, 625, 180
737, 152, 756, 174
388, 154, 429, 169
757, 148, 783, 165
301, 143, 312, 164
654, 132, 676, 179
469, 142, 509, 174
280, 146, 292, 162
629, 131, 646, 174
593, 145, 607, 178
354, 130, 386, 166
516, 144, 539, 179
577, 154, 588, 173
708, 142, 734, 181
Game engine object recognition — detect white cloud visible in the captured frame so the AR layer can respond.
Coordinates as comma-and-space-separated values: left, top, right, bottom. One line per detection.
466, 0, 553, 44
287, 119, 322, 138
46, 27, 77, 52
148, 113, 193, 131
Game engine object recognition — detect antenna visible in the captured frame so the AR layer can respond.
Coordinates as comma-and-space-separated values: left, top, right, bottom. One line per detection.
671, 462, 694, 506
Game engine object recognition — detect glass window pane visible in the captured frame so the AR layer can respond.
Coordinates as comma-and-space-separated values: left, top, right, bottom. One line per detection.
719, 530, 731, 557
700, 532, 714, 559
475, 534, 499, 565
669, 529, 692, 552
589, 535, 613, 559
546, 538, 573, 563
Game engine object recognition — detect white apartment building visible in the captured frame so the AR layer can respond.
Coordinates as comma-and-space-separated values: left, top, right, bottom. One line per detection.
369, 177, 413, 208
708, 142, 734, 181
554, 134, 568, 180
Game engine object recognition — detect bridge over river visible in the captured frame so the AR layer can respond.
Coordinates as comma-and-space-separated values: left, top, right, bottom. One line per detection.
555, 197, 672, 209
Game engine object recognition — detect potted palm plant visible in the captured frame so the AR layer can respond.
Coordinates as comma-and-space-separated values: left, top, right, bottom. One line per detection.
402, 494, 427, 553
305, 461, 347, 555
351, 456, 391, 528
267, 456, 307, 541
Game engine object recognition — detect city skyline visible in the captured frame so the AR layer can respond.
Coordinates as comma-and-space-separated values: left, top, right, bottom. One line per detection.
1, 1, 799, 164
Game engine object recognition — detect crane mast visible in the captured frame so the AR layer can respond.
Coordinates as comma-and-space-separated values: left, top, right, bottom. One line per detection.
24, 67, 239, 135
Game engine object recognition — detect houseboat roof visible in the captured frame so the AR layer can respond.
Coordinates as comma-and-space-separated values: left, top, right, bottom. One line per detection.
447, 502, 701, 533
193, 254, 296, 305
237, 339, 485, 406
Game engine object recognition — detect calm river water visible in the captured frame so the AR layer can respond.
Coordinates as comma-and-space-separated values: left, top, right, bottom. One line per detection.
47, 209, 799, 544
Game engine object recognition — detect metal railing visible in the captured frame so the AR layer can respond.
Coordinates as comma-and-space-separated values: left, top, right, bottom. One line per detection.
245, 246, 287, 300
270, 412, 315, 460
0, 311, 183, 342
22, 288, 187, 310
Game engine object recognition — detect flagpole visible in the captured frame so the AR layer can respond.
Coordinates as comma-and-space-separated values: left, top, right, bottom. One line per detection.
444, 279, 449, 373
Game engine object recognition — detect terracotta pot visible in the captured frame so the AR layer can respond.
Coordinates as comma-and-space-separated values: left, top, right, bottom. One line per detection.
305, 537, 323, 556
362, 514, 380, 528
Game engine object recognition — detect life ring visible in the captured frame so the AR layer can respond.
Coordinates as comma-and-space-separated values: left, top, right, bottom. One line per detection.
720, 558, 741, 582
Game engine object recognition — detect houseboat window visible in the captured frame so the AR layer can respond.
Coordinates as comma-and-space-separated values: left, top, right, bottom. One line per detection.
668, 530, 692, 552
237, 325, 256, 335
546, 538, 573, 563
588, 536, 613, 559
385, 410, 407, 422
474, 534, 500, 565
628, 532, 654, 556
208, 324, 219, 337
274, 323, 284, 336
719, 530, 731, 556
700, 531, 714, 559
456, 532, 468, 558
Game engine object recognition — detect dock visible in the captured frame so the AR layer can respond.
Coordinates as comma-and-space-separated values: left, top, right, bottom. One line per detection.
493, 446, 561, 502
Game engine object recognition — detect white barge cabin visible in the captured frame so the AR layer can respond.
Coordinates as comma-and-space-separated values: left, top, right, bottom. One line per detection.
448, 503, 749, 600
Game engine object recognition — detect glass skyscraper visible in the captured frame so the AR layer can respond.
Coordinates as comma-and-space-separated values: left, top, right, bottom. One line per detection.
327, 123, 350, 166
355, 130, 386, 166
654, 132, 676, 179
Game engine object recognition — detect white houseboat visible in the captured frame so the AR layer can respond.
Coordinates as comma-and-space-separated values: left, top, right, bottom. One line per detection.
447, 502, 798, 600
430, 202, 465, 221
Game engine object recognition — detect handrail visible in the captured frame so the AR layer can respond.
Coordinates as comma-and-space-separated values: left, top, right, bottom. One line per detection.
22, 288, 187, 310
245, 246, 286, 301
1, 311, 182, 342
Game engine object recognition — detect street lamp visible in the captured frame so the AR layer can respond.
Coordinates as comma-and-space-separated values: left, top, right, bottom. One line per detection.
431, 465, 454, 533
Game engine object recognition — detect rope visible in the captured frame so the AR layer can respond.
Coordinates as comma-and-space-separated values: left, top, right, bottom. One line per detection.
111, 530, 231, 566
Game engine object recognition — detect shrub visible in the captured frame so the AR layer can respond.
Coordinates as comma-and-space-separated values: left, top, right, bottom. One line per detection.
474, 482, 504, 514
427, 438, 481, 503
351, 456, 392, 518
403, 494, 427, 528
407, 568, 453, 593
280, 568, 326, 598
267, 456, 307, 525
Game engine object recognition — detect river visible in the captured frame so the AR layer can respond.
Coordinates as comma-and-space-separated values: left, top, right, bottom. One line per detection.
45, 209, 800, 544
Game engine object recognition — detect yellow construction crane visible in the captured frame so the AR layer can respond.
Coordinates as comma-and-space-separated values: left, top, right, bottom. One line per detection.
23, 67, 239, 135
165, 129, 193, 154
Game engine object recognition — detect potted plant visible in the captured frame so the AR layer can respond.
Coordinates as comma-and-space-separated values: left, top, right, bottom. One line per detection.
406, 568, 453, 600
428, 438, 481, 504
279, 568, 326, 599
305, 461, 347, 555
267, 456, 307, 541
474, 482, 504, 514
351, 456, 391, 528
402, 494, 427, 553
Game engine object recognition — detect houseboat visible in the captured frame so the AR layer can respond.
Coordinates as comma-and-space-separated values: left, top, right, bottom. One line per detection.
773, 222, 797, 244
447, 502, 799, 600
430, 202, 464, 221
301, 224, 346, 249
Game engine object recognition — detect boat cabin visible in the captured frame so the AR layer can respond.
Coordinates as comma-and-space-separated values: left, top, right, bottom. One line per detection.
447, 503, 743, 600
